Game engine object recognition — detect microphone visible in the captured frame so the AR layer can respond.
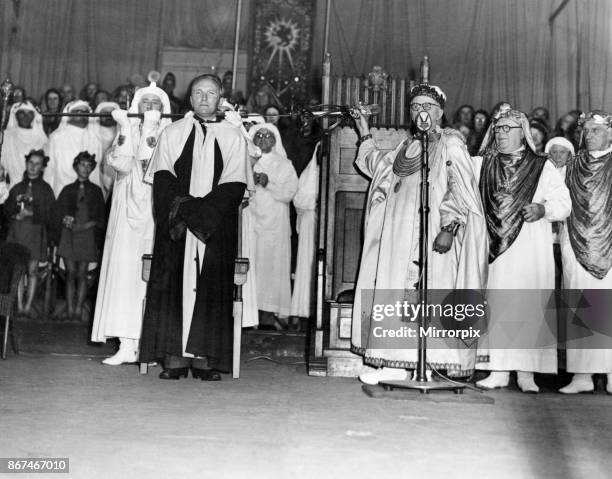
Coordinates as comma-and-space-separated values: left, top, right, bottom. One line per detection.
415, 111, 432, 132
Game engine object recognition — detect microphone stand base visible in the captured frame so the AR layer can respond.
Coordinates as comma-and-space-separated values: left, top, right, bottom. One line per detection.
361, 383, 494, 404
378, 378, 466, 394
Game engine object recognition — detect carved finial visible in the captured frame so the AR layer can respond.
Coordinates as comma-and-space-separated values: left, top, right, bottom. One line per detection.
365, 66, 388, 92
420, 56, 430, 85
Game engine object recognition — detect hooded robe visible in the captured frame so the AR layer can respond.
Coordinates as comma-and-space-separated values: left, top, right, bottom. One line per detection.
0, 101, 47, 186
91, 86, 171, 343
45, 100, 100, 196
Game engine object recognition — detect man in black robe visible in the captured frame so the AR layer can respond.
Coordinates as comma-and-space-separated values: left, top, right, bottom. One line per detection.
140, 74, 248, 380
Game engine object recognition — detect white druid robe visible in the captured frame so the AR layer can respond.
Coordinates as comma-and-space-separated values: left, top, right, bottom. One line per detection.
250, 150, 298, 317
351, 130, 488, 375
46, 124, 99, 196
290, 144, 320, 318
91, 117, 165, 342
560, 147, 612, 373
475, 156, 571, 373
0, 125, 47, 188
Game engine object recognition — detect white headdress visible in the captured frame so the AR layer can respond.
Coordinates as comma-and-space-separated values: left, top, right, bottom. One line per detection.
248, 122, 288, 159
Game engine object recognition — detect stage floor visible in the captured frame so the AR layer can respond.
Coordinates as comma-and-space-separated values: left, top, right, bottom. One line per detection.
1, 349, 611, 478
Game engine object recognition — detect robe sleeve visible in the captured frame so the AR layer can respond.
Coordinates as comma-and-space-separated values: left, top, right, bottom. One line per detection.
144, 127, 177, 185
218, 128, 248, 186
55, 187, 70, 232
265, 160, 298, 203
152, 170, 179, 234
106, 125, 136, 175
539, 160, 571, 222
354, 138, 389, 179
439, 138, 484, 228
178, 183, 246, 243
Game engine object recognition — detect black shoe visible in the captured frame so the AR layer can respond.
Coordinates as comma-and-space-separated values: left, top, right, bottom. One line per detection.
159, 367, 189, 380
191, 367, 222, 381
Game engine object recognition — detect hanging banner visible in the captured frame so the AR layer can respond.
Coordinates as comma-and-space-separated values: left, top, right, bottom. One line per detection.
249, 0, 314, 109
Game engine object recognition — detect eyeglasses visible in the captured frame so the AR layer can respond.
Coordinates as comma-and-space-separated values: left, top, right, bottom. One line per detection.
410, 102, 439, 112
494, 125, 522, 133
254, 132, 274, 139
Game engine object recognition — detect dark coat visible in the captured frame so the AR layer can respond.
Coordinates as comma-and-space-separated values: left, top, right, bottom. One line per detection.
5, 176, 58, 244
56, 180, 106, 248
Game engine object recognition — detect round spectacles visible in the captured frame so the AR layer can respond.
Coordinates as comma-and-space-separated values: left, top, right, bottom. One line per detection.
494, 125, 522, 133
254, 132, 274, 139
410, 102, 438, 112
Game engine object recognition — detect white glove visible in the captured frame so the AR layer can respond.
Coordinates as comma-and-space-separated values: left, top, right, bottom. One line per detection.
111, 109, 130, 128
224, 110, 243, 128
248, 143, 262, 160
143, 109, 162, 127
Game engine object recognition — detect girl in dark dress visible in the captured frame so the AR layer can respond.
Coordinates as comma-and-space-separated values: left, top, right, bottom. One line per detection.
5, 149, 56, 317
56, 151, 106, 320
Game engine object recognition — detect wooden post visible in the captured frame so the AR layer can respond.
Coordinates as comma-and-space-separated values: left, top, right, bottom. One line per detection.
231, 0, 243, 91
390, 76, 397, 128
399, 78, 406, 127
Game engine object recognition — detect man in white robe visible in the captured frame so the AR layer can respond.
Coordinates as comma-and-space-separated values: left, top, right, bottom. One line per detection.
475, 104, 571, 393
89, 101, 120, 200
46, 100, 99, 196
559, 111, 612, 394
91, 83, 171, 365
545, 137, 573, 291
248, 123, 298, 327
0, 101, 47, 187
352, 84, 488, 385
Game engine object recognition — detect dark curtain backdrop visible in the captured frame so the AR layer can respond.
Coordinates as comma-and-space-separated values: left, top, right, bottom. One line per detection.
1, 0, 611, 121
0, 0, 250, 100
310, 0, 612, 121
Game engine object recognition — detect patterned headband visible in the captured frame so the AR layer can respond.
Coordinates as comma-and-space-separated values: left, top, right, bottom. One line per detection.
491, 103, 524, 124
409, 84, 446, 108
578, 111, 612, 127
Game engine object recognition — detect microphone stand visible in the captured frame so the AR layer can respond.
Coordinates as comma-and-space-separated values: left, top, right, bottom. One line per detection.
416, 130, 430, 383
377, 124, 467, 396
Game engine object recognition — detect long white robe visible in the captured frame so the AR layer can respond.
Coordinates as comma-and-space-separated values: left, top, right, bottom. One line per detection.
250, 151, 298, 316
91, 118, 165, 342
290, 144, 319, 318
560, 148, 612, 373
46, 124, 99, 197
0, 103, 47, 187
351, 130, 488, 375
475, 157, 571, 373
145, 113, 248, 355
